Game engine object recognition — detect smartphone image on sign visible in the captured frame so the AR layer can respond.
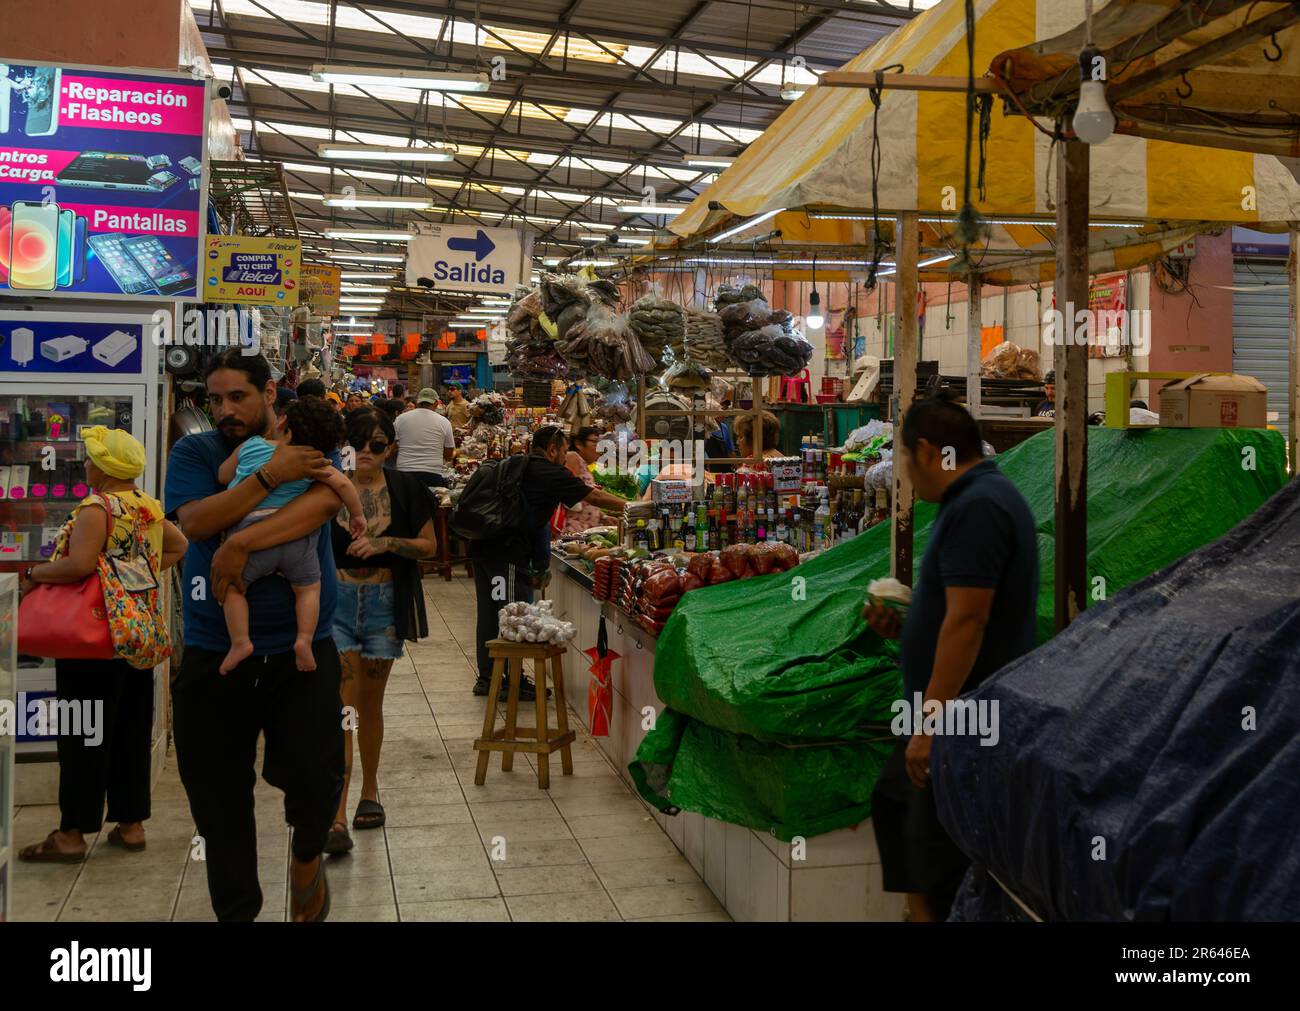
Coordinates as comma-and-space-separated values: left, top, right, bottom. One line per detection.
0, 205, 10, 285
86, 232, 157, 295
24, 66, 60, 137
8, 200, 60, 291
122, 234, 194, 297
73, 216, 88, 284
56, 208, 76, 287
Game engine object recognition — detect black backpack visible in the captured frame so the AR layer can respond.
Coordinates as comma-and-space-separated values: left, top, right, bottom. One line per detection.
450, 454, 531, 541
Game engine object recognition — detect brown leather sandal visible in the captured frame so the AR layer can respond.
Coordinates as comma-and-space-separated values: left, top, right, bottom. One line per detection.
18, 831, 86, 864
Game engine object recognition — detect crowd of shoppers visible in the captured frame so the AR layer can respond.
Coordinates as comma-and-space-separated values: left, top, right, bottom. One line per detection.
13, 349, 1034, 926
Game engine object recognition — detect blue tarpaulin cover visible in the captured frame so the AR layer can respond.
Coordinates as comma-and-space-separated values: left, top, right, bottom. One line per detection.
937, 465, 1300, 921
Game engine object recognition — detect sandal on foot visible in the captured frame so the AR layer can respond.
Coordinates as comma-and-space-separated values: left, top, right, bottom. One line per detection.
107, 826, 147, 852
352, 799, 385, 830
18, 832, 86, 864
290, 860, 330, 923
323, 822, 354, 855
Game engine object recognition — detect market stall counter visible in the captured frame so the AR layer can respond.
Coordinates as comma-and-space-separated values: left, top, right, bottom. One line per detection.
548, 553, 905, 922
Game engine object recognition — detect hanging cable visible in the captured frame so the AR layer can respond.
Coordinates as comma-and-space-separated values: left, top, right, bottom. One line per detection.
953, 0, 987, 258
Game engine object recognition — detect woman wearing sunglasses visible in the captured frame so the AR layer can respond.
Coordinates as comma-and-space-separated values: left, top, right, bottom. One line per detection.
326, 409, 438, 854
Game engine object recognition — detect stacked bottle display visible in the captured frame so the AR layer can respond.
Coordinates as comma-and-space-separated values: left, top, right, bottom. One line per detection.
628, 471, 890, 555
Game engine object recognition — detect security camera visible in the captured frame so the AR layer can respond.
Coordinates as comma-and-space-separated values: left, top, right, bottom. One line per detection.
216, 83, 233, 100
416, 276, 434, 288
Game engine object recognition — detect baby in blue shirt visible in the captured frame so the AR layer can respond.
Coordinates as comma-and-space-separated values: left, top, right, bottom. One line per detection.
217, 397, 366, 674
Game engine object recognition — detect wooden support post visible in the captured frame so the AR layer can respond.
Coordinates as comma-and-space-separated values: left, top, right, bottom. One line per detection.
966, 273, 983, 418
891, 211, 919, 583
1289, 226, 1299, 474
1054, 139, 1090, 632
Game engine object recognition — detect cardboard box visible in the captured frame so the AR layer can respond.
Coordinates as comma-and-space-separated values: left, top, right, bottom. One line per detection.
650, 478, 693, 504
1158, 373, 1267, 429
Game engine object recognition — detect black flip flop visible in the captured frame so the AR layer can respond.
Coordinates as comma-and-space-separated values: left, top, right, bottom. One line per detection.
324, 822, 354, 855
352, 799, 386, 830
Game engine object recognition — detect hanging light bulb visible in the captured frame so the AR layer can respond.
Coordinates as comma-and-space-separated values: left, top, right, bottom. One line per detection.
1072, 45, 1115, 145
806, 255, 824, 329
806, 289, 824, 330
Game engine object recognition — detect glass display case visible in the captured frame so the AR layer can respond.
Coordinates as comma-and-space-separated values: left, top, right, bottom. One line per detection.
0, 571, 18, 922
0, 389, 144, 563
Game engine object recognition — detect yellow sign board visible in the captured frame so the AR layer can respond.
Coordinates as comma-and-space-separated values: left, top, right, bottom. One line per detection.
301, 263, 342, 316
203, 235, 301, 306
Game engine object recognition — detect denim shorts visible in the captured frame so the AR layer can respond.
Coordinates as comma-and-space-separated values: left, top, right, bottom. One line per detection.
333, 580, 402, 660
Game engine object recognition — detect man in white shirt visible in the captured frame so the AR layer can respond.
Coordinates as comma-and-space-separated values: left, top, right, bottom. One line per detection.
394, 388, 456, 490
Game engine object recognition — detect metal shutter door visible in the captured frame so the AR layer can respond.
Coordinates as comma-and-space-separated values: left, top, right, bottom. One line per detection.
1232, 260, 1291, 440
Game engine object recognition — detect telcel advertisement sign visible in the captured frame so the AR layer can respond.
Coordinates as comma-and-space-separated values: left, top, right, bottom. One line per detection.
203, 235, 300, 305
0, 60, 208, 301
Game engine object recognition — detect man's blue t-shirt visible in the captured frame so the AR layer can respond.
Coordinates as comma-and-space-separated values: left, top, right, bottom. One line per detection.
898, 458, 1039, 713
165, 429, 338, 655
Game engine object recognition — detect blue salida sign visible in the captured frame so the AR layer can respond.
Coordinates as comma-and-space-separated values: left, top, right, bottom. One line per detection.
406, 223, 523, 295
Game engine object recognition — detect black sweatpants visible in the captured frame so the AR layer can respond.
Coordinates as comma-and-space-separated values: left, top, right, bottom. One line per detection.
55, 657, 154, 834
172, 639, 344, 923
472, 558, 532, 681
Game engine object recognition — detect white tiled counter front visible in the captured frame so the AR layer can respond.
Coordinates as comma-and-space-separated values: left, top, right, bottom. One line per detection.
548, 558, 904, 922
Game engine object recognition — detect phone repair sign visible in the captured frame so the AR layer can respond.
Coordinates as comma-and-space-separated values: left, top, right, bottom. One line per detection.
0, 59, 209, 301
405, 223, 527, 295
203, 235, 301, 305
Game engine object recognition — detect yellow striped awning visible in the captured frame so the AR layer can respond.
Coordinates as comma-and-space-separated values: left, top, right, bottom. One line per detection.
666, 0, 1300, 284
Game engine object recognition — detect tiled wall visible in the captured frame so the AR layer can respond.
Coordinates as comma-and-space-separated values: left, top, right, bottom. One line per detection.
549, 563, 905, 922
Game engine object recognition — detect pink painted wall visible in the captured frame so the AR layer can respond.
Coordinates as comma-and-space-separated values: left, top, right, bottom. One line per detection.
1147, 230, 1234, 377
4, 0, 182, 69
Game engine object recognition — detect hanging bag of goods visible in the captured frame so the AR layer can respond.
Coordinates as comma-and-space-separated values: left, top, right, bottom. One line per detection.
715, 283, 814, 377
628, 294, 686, 372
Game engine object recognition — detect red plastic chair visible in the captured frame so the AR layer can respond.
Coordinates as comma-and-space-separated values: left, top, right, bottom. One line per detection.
780, 369, 812, 404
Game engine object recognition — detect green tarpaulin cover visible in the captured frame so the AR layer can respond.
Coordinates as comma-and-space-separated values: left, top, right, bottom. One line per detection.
629, 427, 1287, 840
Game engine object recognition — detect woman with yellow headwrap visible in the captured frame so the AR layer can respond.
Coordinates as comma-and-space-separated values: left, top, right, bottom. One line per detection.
17, 426, 188, 864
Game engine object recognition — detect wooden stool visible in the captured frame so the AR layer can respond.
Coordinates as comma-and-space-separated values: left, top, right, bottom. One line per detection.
473, 639, 575, 789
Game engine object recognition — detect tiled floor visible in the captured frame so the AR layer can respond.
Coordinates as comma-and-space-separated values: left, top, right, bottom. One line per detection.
10, 573, 729, 923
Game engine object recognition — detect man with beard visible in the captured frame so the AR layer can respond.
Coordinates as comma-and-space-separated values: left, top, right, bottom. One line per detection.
165, 348, 345, 922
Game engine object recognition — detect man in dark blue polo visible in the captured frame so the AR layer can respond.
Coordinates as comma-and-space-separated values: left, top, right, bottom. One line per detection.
864, 391, 1038, 922
166, 349, 344, 923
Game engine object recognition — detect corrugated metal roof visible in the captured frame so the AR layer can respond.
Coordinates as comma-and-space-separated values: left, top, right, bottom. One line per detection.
192, 0, 920, 314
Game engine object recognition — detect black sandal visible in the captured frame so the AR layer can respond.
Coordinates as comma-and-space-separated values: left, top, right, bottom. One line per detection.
324, 821, 354, 855
289, 859, 330, 923
352, 799, 386, 830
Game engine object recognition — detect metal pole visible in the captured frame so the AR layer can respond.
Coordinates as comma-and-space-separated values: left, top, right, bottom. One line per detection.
1054, 138, 1090, 631
966, 273, 983, 418
891, 211, 919, 583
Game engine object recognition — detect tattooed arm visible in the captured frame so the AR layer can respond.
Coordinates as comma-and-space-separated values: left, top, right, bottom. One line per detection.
347, 516, 437, 561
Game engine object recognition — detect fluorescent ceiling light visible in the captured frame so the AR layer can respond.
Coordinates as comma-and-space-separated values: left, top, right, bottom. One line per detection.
617, 203, 688, 215
780, 83, 806, 101
317, 143, 454, 162
478, 297, 511, 305
324, 193, 434, 209
707, 207, 785, 243
329, 252, 405, 262
571, 259, 617, 267
682, 154, 735, 169
324, 229, 414, 241
448, 322, 488, 329
310, 65, 490, 92
541, 257, 561, 265
340, 284, 392, 293
339, 271, 395, 279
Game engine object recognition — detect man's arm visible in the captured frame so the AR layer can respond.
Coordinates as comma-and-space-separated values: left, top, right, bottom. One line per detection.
176, 442, 329, 542
209, 483, 340, 602
904, 585, 994, 788
583, 486, 626, 512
